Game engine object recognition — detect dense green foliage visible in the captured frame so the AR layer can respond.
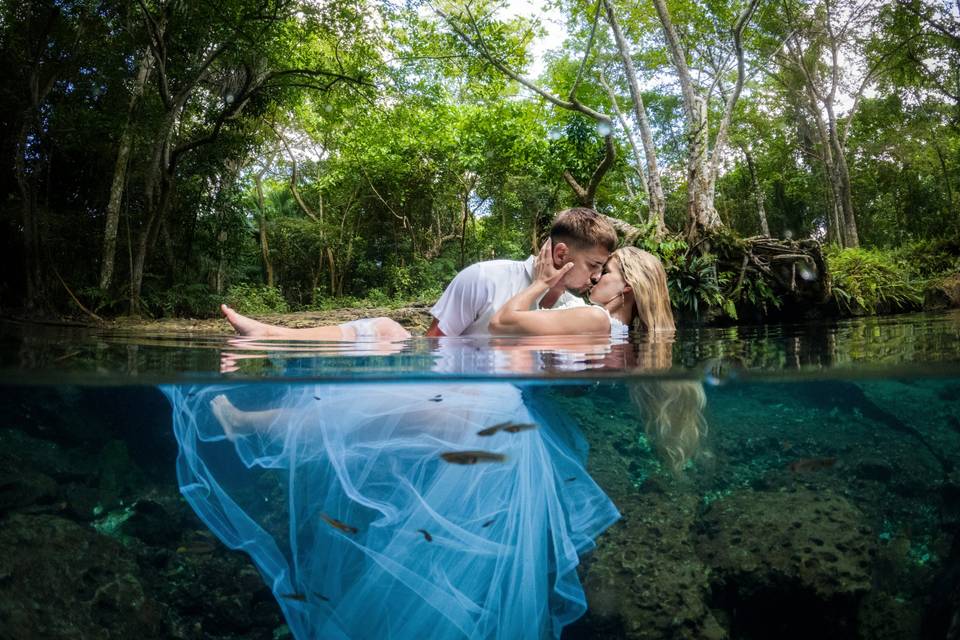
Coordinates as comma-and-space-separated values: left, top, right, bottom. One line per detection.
0, 0, 957, 320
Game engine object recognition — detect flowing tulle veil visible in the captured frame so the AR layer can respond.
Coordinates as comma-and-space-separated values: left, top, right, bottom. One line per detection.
162, 381, 619, 639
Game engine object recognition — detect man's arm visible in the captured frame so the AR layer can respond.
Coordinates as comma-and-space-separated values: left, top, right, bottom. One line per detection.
429, 263, 490, 337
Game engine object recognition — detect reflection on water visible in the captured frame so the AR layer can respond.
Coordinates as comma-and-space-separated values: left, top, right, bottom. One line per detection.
0, 313, 958, 639
2, 310, 959, 382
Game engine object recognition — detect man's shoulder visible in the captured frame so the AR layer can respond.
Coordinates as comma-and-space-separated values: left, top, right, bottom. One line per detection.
473, 257, 529, 269
468, 257, 531, 277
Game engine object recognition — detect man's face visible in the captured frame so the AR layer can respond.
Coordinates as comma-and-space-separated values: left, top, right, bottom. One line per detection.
553, 242, 611, 294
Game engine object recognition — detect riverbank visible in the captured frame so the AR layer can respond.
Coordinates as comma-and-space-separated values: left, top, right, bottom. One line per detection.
4, 303, 437, 337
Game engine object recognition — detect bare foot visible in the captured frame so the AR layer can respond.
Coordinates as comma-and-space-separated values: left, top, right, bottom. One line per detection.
221, 304, 274, 337
210, 394, 244, 440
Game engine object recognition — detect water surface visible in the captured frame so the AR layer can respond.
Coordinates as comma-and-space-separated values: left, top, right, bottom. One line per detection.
1, 311, 957, 639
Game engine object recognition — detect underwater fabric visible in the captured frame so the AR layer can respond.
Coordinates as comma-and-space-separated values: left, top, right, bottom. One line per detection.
161, 382, 620, 639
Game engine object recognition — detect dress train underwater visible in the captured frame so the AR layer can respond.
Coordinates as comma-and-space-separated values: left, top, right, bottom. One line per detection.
162, 382, 620, 639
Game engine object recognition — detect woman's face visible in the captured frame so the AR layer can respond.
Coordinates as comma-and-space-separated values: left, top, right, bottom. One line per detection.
588, 256, 627, 305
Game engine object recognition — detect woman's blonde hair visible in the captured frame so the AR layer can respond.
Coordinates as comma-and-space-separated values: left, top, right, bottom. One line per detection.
630, 380, 707, 473
611, 247, 675, 333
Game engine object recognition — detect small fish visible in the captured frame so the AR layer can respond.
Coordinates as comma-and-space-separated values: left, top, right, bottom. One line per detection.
428, 395, 443, 403
281, 593, 307, 602
788, 457, 837, 473
501, 422, 537, 434
481, 519, 495, 528
176, 540, 216, 555
440, 450, 507, 465
321, 512, 358, 534
314, 592, 330, 602
313, 394, 322, 401
53, 349, 83, 363
476, 422, 510, 436
564, 476, 577, 482
476, 421, 537, 436
416, 529, 433, 542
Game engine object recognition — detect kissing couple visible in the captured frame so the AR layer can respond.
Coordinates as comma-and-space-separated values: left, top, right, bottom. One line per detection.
220, 207, 675, 342
164, 208, 703, 639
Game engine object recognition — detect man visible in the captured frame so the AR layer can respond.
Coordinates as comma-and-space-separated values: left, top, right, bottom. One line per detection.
426, 207, 617, 337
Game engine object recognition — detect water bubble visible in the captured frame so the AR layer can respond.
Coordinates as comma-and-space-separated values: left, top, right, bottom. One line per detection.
596, 121, 612, 136
784, 229, 794, 240
703, 358, 741, 387
325, 104, 333, 112
224, 93, 235, 104
546, 128, 562, 141
798, 263, 817, 281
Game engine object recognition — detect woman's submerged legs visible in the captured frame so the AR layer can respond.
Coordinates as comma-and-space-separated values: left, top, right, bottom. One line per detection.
165, 382, 619, 639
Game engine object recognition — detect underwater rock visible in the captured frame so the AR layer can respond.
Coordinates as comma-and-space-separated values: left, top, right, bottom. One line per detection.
856, 591, 922, 639
0, 469, 58, 513
62, 483, 101, 521
854, 459, 894, 483
120, 499, 183, 546
695, 488, 875, 638
921, 532, 960, 639
940, 470, 960, 530
571, 494, 725, 640
0, 514, 164, 638
0, 428, 93, 481
97, 439, 146, 509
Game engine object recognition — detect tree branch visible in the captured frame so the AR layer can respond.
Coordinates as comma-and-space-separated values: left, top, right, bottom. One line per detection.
568, 0, 603, 100
708, 0, 761, 186
433, 4, 611, 125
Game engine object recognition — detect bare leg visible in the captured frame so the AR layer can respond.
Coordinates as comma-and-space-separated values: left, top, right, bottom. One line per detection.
221, 304, 280, 337
220, 304, 344, 340
211, 394, 288, 439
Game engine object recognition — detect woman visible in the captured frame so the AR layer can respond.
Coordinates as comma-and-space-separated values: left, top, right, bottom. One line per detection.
219, 242, 675, 342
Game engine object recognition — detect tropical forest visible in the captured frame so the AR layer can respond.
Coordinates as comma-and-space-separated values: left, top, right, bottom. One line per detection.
2, 0, 959, 323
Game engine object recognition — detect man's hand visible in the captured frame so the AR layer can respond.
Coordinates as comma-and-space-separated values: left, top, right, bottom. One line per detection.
426, 317, 446, 337
534, 239, 574, 289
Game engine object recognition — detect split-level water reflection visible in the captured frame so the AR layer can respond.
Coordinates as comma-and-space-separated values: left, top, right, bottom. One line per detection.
0, 311, 958, 639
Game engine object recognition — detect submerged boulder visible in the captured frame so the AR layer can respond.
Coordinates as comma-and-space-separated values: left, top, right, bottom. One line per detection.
695, 488, 875, 638
571, 493, 726, 640
0, 514, 164, 639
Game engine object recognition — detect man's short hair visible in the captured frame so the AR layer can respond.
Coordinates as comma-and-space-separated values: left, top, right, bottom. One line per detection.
549, 207, 617, 252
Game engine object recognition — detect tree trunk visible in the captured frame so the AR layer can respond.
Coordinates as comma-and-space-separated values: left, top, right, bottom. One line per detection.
459, 191, 470, 269
15, 118, 44, 310
825, 103, 858, 247
652, 0, 719, 240
129, 170, 172, 315
743, 148, 769, 236
100, 48, 154, 291
687, 96, 720, 237
253, 173, 275, 286
602, 0, 666, 234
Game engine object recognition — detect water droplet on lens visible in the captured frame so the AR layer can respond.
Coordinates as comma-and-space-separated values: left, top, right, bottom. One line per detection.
325, 104, 333, 112
547, 128, 561, 141
798, 264, 817, 281
784, 229, 794, 240
224, 93, 235, 104
596, 121, 612, 136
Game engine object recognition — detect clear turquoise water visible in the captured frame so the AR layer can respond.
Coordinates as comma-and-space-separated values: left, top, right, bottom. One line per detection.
1, 311, 958, 639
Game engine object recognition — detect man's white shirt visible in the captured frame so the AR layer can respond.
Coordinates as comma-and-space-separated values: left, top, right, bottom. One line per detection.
430, 256, 586, 336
